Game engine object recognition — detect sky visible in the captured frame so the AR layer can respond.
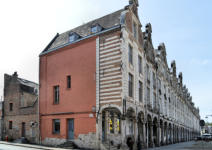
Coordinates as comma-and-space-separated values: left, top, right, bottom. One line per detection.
0, 0, 211, 122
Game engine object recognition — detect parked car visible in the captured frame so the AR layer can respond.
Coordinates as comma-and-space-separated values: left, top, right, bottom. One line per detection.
201, 134, 212, 141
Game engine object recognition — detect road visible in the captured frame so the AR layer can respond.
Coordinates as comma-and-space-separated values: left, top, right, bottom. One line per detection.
150, 141, 212, 150
1, 141, 212, 150
0, 144, 42, 150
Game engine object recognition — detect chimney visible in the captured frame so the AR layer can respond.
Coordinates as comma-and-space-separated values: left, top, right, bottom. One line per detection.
13, 71, 18, 78
129, 0, 139, 6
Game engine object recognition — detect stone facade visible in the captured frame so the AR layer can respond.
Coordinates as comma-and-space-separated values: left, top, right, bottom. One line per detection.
96, 1, 200, 149
3, 72, 39, 143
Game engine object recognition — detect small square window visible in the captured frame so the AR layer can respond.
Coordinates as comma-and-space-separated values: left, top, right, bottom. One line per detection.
69, 35, 75, 42
69, 32, 80, 42
91, 24, 102, 33
9, 121, 12, 129
53, 119, 60, 134
91, 26, 98, 33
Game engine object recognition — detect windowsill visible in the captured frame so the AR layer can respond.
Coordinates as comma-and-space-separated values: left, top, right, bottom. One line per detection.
53, 103, 59, 105
52, 132, 60, 135
139, 73, 143, 78
129, 63, 134, 70
128, 97, 134, 102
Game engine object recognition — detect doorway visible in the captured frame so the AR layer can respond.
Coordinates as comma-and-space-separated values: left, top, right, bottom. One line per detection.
68, 119, 74, 140
21, 122, 25, 137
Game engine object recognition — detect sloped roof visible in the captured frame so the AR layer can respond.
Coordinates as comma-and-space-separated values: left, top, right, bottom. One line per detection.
42, 9, 124, 54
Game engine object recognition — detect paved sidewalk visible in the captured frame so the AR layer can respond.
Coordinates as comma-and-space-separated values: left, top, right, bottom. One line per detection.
0, 141, 72, 150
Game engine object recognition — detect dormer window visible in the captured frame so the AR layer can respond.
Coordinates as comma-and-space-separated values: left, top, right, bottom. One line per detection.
91, 24, 103, 33
69, 32, 80, 43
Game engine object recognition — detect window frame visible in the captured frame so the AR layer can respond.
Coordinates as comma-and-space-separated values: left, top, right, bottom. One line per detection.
147, 87, 150, 104
138, 55, 142, 74
128, 45, 133, 65
129, 73, 134, 98
132, 21, 137, 40
9, 121, 12, 129
109, 112, 114, 134
9, 103, 13, 111
53, 85, 60, 104
139, 81, 143, 102
52, 119, 60, 134
67, 75, 71, 89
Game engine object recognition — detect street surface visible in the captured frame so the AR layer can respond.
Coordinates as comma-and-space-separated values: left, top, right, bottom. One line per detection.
0, 144, 41, 150
1, 141, 212, 150
150, 141, 212, 150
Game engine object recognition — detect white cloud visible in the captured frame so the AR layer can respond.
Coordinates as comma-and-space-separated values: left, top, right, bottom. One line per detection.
189, 58, 211, 66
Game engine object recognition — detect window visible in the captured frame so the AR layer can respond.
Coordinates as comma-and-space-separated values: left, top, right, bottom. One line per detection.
153, 72, 156, 88
138, 55, 142, 74
133, 22, 137, 39
153, 93, 156, 108
9, 121, 12, 129
158, 78, 161, 93
69, 34, 75, 42
67, 75, 71, 89
53, 119, 60, 134
139, 81, 143, 102
147, 87, 150, 104
128, 45, 133, 65
146, 64, 150, 81
91, 24, 103, 33
54, 86, 59, 104
129, 119, 134, 134
9, 103, 13, 111
69, 32, 80, 42
20, 95, 25, 107
117, 115, 121, 134
91, 26, 98, 33
129, 73, 133, 97
109, 112, 114, 133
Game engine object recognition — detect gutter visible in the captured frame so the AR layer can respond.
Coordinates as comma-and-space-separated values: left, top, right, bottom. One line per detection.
39, 25, 121, 56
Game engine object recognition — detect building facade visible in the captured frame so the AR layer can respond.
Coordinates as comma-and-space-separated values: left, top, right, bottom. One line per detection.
3, 72, 39, 143
39, 1, 200, 149
0, 101, 3, 140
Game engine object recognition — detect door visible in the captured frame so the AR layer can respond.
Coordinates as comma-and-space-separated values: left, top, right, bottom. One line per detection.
21, 122, 25, 137
68, 119, 74, 140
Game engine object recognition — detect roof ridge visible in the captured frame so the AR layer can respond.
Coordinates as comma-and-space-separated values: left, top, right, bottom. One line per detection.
60, 8, 124, 35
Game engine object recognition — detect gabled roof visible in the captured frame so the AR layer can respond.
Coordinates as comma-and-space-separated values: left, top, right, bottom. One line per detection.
42, 9, 124, 54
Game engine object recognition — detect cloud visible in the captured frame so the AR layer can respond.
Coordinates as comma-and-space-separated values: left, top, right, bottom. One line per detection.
189, 58, 211, 66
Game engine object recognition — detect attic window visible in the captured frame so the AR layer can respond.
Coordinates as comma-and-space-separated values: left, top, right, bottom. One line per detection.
91, 24, 103, 33
69, 32, 80, 42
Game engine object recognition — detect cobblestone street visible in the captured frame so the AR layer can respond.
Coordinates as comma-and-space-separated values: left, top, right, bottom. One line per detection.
150, 141, 212, 150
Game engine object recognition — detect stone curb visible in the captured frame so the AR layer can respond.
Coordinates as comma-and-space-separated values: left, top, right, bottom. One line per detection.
0, 141, 69, 150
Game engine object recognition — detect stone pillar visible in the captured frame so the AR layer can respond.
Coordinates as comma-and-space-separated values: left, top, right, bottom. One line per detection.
157, 122, 160, 147
171, 126, 173, 144
142, 122, 146, 149
161, 123, 164, 145
150, 123, 154, 148
166, 126, 168, 145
